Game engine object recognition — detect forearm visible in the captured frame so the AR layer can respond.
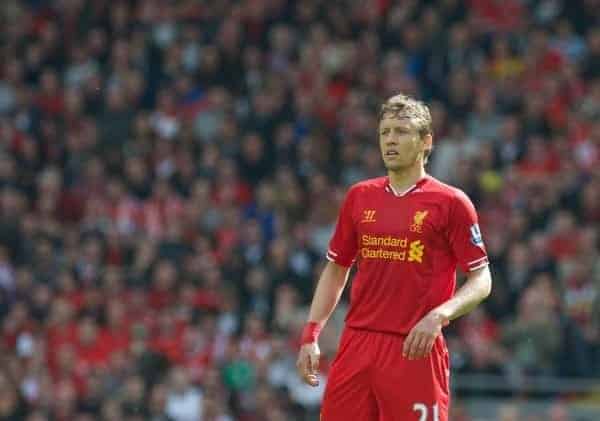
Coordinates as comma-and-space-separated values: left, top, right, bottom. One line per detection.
307, 261, 351, 327
434, 266, 492, 322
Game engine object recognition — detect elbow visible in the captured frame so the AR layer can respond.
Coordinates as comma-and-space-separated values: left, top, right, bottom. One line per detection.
481, 280, 492, 300
471, 266, 492, 302
480, 269, 492, 300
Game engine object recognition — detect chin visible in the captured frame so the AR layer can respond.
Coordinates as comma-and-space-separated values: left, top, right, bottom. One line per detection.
384, 163, 407, 171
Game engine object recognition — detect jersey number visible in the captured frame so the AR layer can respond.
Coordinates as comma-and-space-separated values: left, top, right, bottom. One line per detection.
413, 403, 439, 421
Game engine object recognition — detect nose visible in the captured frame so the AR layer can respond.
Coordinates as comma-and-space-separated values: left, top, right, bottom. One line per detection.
383, 133, 397, 145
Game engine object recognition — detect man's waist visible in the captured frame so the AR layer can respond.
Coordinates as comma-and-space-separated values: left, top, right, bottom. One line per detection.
345, 323, 409, 338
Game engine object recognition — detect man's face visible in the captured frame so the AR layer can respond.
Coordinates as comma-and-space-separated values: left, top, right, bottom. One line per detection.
378, 116, 429, 171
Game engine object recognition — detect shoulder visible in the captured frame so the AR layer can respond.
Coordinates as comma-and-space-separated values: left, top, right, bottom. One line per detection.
346, 176, 388, 196
424, 176, 473, 206
424, 177, 479, 220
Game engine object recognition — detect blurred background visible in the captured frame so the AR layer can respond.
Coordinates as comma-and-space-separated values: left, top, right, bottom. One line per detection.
0, 0, 599, 420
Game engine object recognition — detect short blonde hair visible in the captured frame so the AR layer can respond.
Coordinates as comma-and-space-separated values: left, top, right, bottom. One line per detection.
379, 94, 433, 138
379, 94, 433, 162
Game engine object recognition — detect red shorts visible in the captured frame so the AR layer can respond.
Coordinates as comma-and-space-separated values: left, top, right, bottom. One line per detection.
321, 327, 450, 421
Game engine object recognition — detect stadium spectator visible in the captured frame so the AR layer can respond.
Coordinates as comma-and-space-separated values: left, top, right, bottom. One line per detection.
0, 0, 598, 419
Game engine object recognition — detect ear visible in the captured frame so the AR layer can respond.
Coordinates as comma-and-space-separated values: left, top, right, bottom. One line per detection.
422, 133, 433, 154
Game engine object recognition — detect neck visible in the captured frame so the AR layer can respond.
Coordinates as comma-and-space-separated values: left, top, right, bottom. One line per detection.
387, 162, 426, 193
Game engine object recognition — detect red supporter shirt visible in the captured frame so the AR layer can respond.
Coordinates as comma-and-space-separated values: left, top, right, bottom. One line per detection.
327, 175, 489, 335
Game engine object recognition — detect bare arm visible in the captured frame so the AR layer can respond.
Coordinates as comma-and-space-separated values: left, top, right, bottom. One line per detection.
404, 265, 492, 359
434, 265, 492, 322
297, 261, 351, 386
307, 261, 352, 326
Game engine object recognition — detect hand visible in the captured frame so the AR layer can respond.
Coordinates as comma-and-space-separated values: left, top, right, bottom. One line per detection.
403, 310, 449, 360
296, 342, 321, 386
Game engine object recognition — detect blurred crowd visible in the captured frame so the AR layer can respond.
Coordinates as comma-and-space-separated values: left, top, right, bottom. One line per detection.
0, 0, 599, 420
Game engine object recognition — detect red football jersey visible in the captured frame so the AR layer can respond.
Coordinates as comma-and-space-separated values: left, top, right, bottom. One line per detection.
327, 175, 489, 335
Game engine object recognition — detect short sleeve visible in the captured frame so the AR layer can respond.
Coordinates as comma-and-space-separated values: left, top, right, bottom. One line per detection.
326, 187, 358, 268
446, 191, 489, 273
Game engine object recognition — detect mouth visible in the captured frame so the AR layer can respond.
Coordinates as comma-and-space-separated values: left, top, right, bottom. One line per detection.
384, 151, 399, 157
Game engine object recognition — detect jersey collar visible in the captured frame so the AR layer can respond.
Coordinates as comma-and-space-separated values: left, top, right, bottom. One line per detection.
384, 175, 430, 197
